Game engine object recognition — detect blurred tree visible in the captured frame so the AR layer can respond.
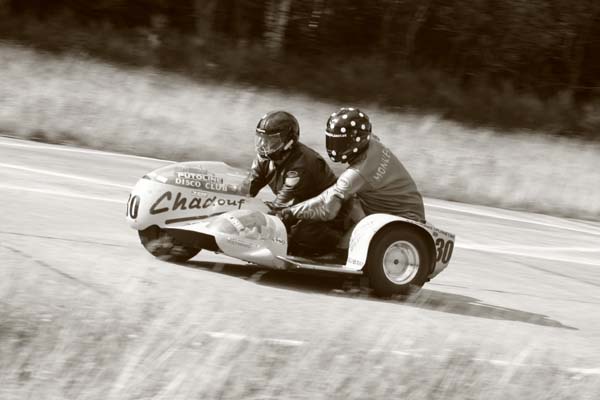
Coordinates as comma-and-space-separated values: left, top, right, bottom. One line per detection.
264, 0, 293, 52
553, 0, 600, 98
7, 0, 55, 19
319, 0, 381, 53
283, 0, 382, 55
3, 0, 600, 100
212, 0, 265, 42
194, 0, 218, 39
283, 0, 317, 54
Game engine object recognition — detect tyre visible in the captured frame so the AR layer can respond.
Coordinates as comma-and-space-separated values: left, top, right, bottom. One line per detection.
138, 226, 201, 263
366, 227, 430, 297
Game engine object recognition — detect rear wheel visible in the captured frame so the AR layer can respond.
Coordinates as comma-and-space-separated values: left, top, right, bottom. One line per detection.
138, 226, 201, 262
366, 228, 430, 297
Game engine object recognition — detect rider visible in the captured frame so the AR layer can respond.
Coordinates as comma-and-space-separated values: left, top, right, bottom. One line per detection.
280, 107, 425, 229
247, 110, 345, 255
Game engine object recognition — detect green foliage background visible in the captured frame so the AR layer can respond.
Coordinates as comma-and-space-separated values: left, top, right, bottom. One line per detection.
1, 0, 600, 137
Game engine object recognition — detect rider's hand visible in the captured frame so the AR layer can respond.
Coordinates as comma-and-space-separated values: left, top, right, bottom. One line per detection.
265, 201, 280, 215
277, 207, 296, 225
265, 202, 297, 225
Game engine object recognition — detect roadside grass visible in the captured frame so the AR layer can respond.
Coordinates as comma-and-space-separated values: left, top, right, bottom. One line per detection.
1, 280, 597, 400
1, 43, 599, 221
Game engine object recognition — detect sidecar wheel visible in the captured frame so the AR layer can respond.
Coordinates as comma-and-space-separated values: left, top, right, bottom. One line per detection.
366, 227, 430, 297
138, 226, 201, 262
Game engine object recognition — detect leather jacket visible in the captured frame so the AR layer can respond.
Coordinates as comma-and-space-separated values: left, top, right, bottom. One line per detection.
248, 142, 337, 208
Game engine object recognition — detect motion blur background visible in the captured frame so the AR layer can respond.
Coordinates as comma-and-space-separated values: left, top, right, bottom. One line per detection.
2, 3, 600, 399
1, 0, 599, 219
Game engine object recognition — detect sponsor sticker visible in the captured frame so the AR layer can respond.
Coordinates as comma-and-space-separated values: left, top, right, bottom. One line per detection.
149, 191, 247, 215
373, 148, 391, 181
348, 258, 362, 266
226, 215, 245, 233
168, 168, 241, 194
273, 237, 287, 245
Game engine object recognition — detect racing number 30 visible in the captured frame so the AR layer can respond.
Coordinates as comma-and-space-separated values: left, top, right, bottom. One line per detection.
127, 195, 140, 219
435, 238, 454, 264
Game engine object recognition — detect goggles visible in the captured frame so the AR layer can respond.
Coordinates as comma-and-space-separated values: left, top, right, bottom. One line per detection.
255, 131, 286, 158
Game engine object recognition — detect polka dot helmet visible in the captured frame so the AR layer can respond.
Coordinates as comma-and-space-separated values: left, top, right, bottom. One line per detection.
325, 107, 371, 163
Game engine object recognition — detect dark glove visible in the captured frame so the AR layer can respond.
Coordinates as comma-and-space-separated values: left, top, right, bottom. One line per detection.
276, 207, 297, 226
265, 202, 297, 225
265, 201, 282, 215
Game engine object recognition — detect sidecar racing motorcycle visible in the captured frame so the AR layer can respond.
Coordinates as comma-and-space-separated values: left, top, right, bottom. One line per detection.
126, 161, 455, 296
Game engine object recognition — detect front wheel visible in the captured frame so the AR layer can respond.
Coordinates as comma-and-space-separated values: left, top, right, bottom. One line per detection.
138, 226, 201, 263
366, 228, 430, 297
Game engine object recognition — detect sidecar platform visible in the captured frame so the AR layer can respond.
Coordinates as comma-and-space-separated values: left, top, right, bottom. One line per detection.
276, 255, 363, 275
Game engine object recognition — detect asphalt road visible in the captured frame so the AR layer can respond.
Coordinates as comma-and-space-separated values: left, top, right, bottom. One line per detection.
1, 137, 599, 399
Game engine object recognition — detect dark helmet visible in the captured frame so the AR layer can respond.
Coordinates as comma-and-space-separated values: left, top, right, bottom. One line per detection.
255, 111, 300, 160
326, 107, 371, 163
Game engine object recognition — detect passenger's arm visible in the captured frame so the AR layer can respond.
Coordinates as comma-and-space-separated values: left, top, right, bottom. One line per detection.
287, 169, 367, 221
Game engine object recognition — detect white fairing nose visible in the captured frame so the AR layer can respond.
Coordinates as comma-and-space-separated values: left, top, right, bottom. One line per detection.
126, 161, 268, 231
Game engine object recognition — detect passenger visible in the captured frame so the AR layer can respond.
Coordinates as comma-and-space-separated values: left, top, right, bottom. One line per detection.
279, 107, 425, 231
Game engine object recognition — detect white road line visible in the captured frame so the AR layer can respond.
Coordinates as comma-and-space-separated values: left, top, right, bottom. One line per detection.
426, 200, 600, 237
456, 242, 600, 266
3, 139, 600, 237
458, 241, 600, 253
1, 187, 597, 266
388, 351, 600, 376
0, 184, 123, 203
470, 358, 600, 375
0, 162, 131, 189
0, 138, 173, 163
205, 331, 305, 347
469, 357, 550, 369
262, 338, 306, 347
568, 367, 600, 376
205, 331, 247, 341
470, 245, 600, 253
2, 183, 598, 266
